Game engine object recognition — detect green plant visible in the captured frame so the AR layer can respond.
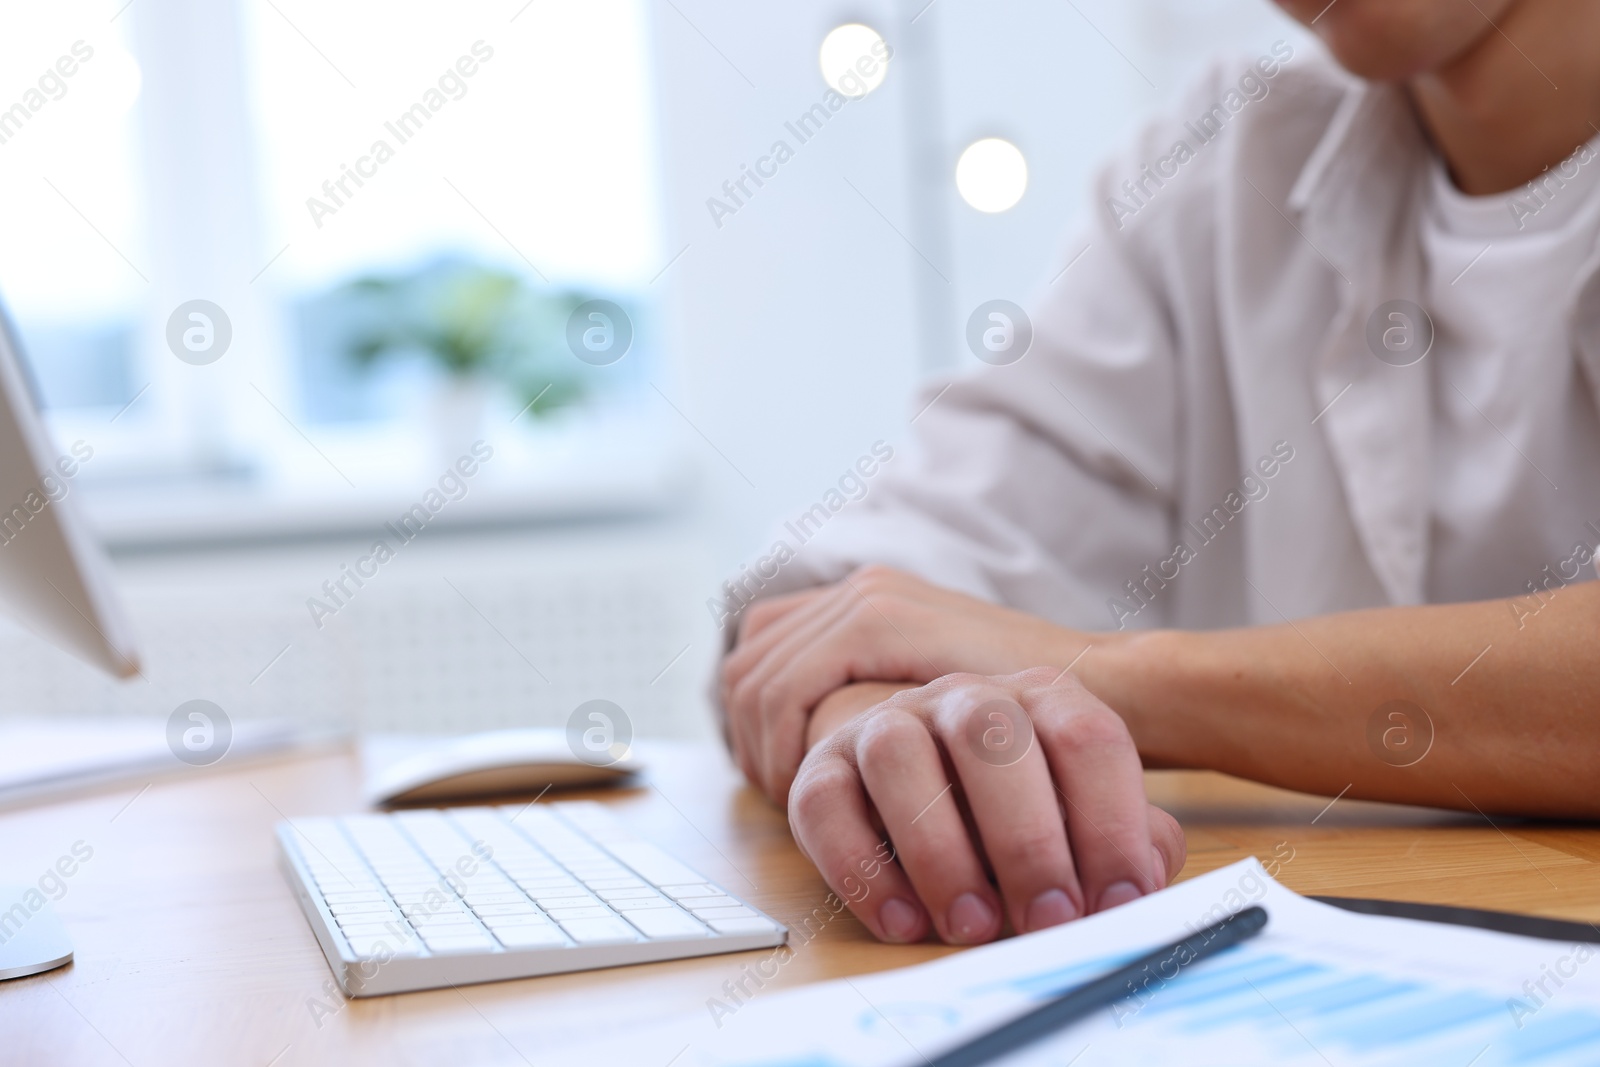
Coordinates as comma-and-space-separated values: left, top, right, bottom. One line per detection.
338, 260, 590, 418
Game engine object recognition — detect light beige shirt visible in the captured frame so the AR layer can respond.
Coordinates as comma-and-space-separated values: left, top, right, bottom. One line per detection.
735, 53, 1600, 634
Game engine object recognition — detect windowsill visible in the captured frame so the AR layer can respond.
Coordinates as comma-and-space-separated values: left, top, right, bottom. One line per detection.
70, 408, 694, 550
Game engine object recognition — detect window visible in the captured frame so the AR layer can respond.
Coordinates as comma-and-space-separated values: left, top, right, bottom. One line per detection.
3, 0, 669, 509
0, 4, 145, 411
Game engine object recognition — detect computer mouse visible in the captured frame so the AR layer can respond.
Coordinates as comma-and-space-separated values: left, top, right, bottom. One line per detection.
364, 728, 641, 807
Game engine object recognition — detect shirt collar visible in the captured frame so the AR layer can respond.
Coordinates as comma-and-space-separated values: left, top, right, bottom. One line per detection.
1288, 76, 1432, 278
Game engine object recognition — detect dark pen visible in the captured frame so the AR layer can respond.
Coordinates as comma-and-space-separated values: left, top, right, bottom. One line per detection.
923, 905, 1270, 1067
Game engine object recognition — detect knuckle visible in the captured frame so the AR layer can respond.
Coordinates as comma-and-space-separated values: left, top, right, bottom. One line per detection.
928, 672, 990, 698
1042, 707, 1133, 755
942, 695, 992, 736
1017, 665, 1073, 689
855, 710, 924, 769
932, 677, 1016, 728
789, 762, 852, 824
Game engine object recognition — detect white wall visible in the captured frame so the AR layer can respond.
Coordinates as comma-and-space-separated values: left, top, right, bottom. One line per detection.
650, 0, 1314, 575
649, 0, 924, 575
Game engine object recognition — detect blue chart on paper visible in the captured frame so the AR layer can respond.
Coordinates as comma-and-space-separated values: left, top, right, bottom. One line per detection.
563, 861, 1600, 1067
727, 941, 1600, 1067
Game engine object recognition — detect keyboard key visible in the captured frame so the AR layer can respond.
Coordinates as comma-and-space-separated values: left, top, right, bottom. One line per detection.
661, 884, 722, 900
422, 934, 497, 954
483, 914, 552, 929
371, 864, 433, 878
493, 926, 569, 949
624, 910, 709, 940
533, 895, 596, 909
598, 887, 661, 901
330, 901, 394, 917
583, 878, 646, 890
707, 917, 780, 936
405, 913, 471, 929
680, 895, 740, 911
690, 905, 757, 921
568, 866, 630, 880
348, 937, 422, 958
471, 903, 540, 916
545, 906, 612, 921
391, 893, 452, 907
322, 891, 388, 904
612, 898, 675, 912
338, 921, 408, 939
385, 886, 449, 900
462, 893, 528, 906
557, 917, 639, 945
403, 904, 470, 919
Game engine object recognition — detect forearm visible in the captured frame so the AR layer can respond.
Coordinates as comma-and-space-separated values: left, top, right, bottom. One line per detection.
1085, 584, 1600, 817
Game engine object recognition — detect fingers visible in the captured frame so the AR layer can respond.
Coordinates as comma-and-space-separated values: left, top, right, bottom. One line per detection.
788, 746, 932, 943
928, 681, 1085, 935
789, 670, 1182, 947
730, 586, 827, 668
854, 703, 1003, 944
722, 588, 833, 728
723, 574, 944, 804
731, 595, 861, 800
784, 662, 1178, 948
721, 590, 841, 791
1022, 670, 1163, 914
1147, 803, 1187, 887
753, 607, 939, 803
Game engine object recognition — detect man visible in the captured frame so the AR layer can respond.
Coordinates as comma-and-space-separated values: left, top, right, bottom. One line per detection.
719, 0, 1600, 947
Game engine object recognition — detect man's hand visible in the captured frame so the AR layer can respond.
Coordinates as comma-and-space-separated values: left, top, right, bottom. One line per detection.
788, 669, 1185, 944
721, 565, 1100, 805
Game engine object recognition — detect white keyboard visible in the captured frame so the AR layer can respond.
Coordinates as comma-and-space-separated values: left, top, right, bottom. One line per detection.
277, 802, 787, 996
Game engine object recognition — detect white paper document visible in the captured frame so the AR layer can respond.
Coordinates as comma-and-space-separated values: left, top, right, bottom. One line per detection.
548, 859, 1600, 1066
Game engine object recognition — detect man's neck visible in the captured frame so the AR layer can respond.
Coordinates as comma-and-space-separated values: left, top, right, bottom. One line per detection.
1410, 0, 1600, 195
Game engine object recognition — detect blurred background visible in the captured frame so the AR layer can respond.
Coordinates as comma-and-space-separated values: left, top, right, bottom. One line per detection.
0, 0, 1313, 742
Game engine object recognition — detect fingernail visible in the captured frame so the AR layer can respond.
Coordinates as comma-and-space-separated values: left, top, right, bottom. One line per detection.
879, 898, 921, 942
1025, 888, 1078, 932
947, 892, 998, 943
1096, 880, 1142, 913
1151, 845, 1168, 888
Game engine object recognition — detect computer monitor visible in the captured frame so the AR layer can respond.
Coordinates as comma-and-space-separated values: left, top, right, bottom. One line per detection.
0, 296, 140, 678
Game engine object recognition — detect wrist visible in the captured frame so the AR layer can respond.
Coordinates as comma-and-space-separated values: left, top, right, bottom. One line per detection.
806, 682, 917, 750
1076, 628, 1210, 768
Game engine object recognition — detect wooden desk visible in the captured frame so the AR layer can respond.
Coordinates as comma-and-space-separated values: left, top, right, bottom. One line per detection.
5, 742, 1599, 1066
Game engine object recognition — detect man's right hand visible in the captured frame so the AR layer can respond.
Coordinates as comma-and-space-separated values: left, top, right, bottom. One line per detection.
787, 668, 1186, 944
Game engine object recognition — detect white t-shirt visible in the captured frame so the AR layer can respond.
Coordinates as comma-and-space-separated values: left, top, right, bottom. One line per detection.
1423, 138, 1600, 602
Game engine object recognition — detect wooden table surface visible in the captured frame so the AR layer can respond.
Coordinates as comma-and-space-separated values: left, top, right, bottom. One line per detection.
4, 740, 1599, 1067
